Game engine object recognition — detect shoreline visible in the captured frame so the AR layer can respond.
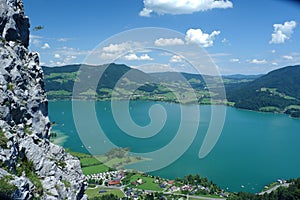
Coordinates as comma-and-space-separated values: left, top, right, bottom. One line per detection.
48, 98, 300, 119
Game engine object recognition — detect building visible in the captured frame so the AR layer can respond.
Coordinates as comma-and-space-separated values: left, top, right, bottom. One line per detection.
108, 179, 121, 186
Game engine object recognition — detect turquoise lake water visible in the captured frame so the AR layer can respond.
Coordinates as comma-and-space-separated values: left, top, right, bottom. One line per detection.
48, 100, 300, 193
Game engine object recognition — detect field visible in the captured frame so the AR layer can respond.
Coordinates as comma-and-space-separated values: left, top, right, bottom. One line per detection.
129, 174, 163, 191
86, 186, 124, 198
67, 150, 109, 175
82, 164, 109, 175
67, 148, 146, 175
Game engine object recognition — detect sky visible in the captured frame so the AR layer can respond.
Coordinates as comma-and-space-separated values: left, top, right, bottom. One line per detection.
23, 0, 300, 75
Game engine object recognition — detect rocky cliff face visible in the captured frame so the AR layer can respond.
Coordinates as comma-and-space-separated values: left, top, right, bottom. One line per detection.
0, 0, 87, 199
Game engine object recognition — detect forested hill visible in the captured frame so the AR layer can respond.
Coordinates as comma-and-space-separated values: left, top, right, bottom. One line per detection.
42, 63, 300, 117
42, 63, 257, 104
226, 65, 300, 117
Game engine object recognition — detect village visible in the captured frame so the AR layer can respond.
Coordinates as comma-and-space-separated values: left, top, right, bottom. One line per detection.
85, 170, 229, 199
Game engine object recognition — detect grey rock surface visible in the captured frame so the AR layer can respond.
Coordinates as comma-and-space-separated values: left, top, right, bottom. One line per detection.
0, 0, 87, 199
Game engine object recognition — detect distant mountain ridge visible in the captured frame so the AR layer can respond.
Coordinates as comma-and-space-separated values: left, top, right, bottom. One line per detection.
42, 63, 300, 117
42, 63, 257, 104
227, 65, 300, 117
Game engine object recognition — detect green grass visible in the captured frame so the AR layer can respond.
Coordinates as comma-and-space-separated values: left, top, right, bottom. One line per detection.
259, 106, 281, 112
0, 129, 8, 148
286, 105, 300, 110
45, 72, 79, 81
0, 176, 18, 198
67, 150, 147, 174
261, 88, 296, 100
97, 155, 146, 170
67, 150, 91, 158
86, 187, 124, 198
61, 180, 71, 188
80, 89, 97, 96
82, 164, 109, 175
16, 159, 43, 196
80, 157, 102, 167
65, 151, 111, 175
130, 174, 163, 191
7, 82, 14, 90
200, 98, 212, 104
47, 90, 72, 96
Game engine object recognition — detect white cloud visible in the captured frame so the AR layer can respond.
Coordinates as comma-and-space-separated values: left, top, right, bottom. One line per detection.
271, 50, 276, 53
154, 38, 185, 46
54, 54, 61, 59
30, 35, 43, 39
270, 20, 297, 44
283, 55, 293, 60
41, 43, 50, 49
102, 42, 133, 53
250, 59, 267, 64
124, 53, 153, 61
139, 8, 153, 17
58, 46, 91, 56
140, 0, 233, 17
170, 55, 183, 63
221, 38, 230, 45
185, 28, 220, 47
57, 38, 72, 42
64, 55, 77, 62
100, 42, 144, 60
272, 62, 278, 66
230, 58, 239, 63
100, 52, 118, 60
31, 39, 41, 46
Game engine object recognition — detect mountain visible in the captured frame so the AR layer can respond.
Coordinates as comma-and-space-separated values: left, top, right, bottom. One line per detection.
223, 74, 263, 80
43, 65, 246, 104
42, 63, 155, 100
0, 1, 86, 199
227, 65, 300, 117
42, 61, 300, 117
43, 63, 152, 90
43, 64, 258, 104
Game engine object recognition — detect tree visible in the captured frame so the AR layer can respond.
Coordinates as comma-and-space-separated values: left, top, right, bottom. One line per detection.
32, 25, 44, 31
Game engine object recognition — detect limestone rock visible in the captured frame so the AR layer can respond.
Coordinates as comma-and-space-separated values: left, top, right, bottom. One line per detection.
0, 0, 87, 199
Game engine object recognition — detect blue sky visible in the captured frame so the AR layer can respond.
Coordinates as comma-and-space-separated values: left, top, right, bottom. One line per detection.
24, 0, 300, 75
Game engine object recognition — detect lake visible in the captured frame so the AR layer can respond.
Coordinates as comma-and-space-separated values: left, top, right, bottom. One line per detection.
48, 100, 300, 192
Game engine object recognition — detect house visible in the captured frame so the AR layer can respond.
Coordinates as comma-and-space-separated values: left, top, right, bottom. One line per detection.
131, 182, 138, 186
137, 179, 143, 184
108, 179, 121, 186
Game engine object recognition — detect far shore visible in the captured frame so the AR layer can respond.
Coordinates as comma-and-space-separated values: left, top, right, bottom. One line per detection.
48, 98, 300, 118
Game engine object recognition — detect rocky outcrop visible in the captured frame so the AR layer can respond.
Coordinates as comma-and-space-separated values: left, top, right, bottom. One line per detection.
0, 0, 87, 199
0, 0, 29, 47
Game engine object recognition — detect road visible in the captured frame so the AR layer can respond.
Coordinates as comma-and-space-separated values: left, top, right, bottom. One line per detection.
258, 183, 291, 195
131, 188, 226, 200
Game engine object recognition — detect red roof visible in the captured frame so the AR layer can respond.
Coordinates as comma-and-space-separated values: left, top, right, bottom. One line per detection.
108, 180, 121, 185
